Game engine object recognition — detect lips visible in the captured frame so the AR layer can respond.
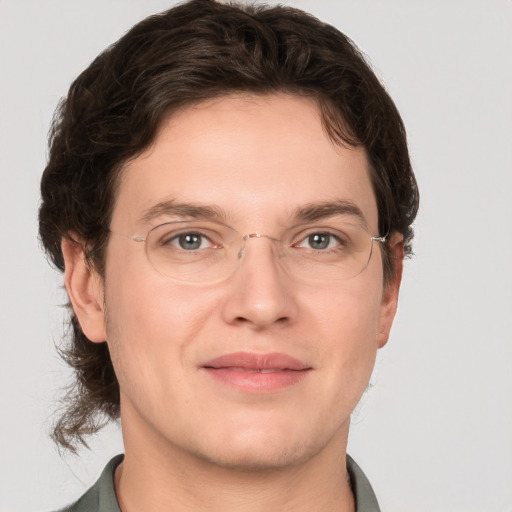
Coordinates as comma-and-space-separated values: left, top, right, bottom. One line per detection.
201, 352, 312, 392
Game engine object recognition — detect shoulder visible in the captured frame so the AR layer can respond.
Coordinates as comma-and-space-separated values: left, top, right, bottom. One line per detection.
55, 455, 124, 512
346, 454, 381, 512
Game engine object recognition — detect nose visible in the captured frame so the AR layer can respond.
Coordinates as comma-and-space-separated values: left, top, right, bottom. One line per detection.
220, 234, 297, 330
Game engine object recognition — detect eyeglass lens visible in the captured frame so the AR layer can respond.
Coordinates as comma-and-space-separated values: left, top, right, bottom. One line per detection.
142, 220, 380, 283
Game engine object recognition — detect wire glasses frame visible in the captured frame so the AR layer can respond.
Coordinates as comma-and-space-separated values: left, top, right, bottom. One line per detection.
109, 219, 387, 285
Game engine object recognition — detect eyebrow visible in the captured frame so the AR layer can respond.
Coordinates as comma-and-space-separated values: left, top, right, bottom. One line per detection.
139, 199, 224, 224
292, 200, 367, 226
139, 198, 367, 227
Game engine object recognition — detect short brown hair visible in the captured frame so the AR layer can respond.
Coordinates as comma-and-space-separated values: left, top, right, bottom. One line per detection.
39, 0, 419, 451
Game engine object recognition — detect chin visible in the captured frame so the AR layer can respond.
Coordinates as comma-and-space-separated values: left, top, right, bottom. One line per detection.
198, 442, 316, 473
187, 421, 333, 473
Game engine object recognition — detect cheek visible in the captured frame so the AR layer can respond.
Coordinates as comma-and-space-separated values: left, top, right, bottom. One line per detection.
311, 277, 382, 345
104, 236, 216, 339
306, 280, 383, 395
102, 263, 219, 397
105, 276, 212, 346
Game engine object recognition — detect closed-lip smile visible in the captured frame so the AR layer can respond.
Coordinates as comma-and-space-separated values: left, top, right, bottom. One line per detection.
201, 351, 312, 393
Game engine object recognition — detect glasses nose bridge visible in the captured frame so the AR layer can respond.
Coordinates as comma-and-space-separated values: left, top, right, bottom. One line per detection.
237, 232, 280, 260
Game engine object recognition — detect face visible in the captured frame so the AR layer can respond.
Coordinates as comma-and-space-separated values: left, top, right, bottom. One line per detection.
70, 94, 401, 471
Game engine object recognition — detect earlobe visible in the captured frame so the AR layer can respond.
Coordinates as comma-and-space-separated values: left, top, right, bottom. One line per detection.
377, 233, 404, 348
61, 236, 107, 343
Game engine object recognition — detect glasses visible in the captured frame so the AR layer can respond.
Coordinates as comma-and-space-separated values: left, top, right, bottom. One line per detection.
110, 219, 386, 284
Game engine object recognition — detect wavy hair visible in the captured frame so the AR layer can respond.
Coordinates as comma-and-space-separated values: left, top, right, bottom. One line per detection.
39, 0, 419, 451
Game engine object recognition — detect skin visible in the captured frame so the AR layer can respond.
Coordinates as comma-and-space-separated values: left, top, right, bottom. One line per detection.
62, 94, 403, 512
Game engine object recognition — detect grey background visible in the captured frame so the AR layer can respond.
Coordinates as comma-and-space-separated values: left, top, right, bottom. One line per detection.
1, 1, 511, 511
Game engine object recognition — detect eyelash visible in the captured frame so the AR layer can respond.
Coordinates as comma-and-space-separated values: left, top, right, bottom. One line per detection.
163, 232, 217, 250
295, 232, 342, 250
159, 230, 347, 252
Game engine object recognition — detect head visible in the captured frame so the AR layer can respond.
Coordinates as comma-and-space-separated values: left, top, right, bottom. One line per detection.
39, 0, 418, 454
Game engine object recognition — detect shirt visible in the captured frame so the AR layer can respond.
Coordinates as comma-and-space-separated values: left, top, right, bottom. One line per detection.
60, 453, 380, 512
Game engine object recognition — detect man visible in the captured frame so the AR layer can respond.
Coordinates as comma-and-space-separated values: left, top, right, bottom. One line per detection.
39, 1, 418, 510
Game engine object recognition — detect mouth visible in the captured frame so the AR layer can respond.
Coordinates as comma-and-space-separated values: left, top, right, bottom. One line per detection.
216, 368, 289, 373
201, 352, 312, 393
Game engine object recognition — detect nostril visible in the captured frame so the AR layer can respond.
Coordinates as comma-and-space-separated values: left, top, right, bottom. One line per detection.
232, 314, 289, 328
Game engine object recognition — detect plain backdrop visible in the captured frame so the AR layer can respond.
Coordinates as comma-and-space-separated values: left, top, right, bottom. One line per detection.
1, 1, 511, 511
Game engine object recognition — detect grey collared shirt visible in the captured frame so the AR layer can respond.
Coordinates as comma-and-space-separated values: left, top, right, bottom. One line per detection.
60, 453, 380, 512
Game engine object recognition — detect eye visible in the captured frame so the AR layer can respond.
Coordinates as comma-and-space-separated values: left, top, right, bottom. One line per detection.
168, 232, 213, 251
298, 232, 340, 250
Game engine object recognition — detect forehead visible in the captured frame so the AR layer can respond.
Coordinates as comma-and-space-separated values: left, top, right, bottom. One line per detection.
113, 94, 378, 231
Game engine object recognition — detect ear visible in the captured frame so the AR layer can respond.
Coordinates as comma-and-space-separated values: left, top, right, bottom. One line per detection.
61, 236, 107, 343
377, 232, 404, 348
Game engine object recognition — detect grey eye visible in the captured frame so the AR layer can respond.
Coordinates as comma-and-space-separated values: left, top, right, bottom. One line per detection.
307, 233, 333, 250
175, 233, 206, 250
